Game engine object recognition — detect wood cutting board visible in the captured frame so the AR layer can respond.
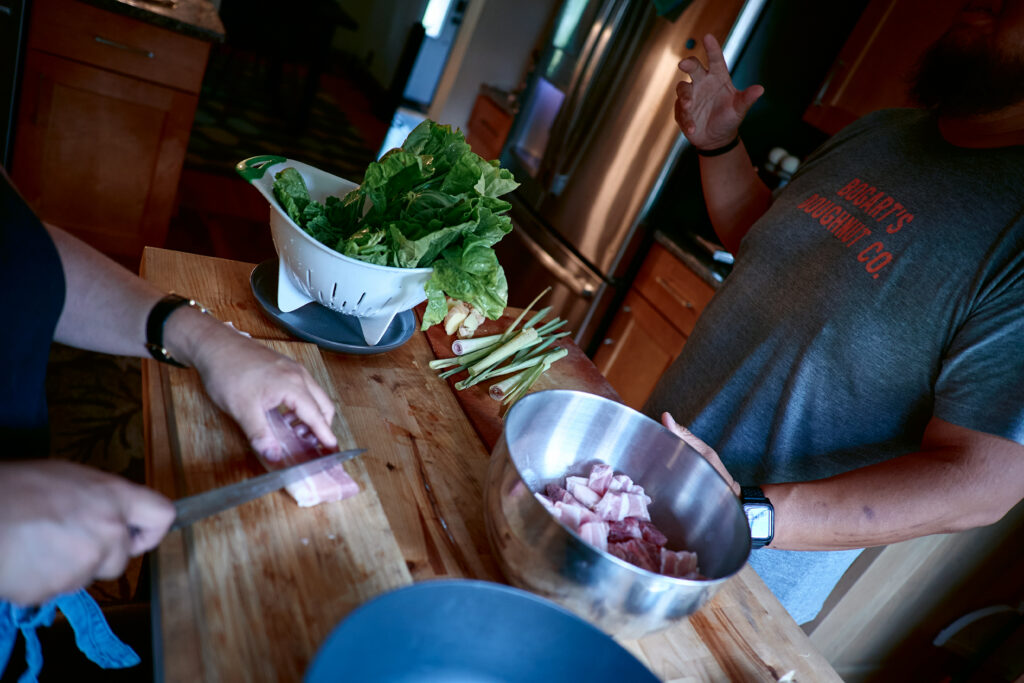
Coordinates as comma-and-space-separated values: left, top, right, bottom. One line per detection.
158, 339, 412, 682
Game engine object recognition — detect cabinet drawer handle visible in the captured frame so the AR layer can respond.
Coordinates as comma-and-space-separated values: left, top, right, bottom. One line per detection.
94, 35, 155, 59
655, 276, 694, 309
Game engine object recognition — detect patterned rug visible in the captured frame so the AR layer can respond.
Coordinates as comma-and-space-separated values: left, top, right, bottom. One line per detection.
184, 46, 389, 182
45, 344, 147, 606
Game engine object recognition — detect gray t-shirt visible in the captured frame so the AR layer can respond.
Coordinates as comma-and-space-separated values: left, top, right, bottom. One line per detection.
647, 108, 1024, 485
645, 109, 1024, 625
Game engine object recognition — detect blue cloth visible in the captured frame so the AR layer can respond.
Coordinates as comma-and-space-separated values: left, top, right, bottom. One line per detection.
0, 590, 139, 682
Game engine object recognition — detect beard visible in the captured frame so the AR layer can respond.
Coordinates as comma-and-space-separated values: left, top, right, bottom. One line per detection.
909, 29, 1024, 117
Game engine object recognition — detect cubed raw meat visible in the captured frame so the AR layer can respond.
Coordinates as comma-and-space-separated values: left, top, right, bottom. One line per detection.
594, 490, 650, 522
566, 478, 601, 508
578, 521, 610, 553
607, 517, 643, 543
587, 463, 615, 496
608, 539, 661, 573
639, 520, 668, 547
660, 549, 700, 579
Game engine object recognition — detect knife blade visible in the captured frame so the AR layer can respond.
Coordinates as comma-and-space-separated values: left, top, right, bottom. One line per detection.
169, 448, 366, 531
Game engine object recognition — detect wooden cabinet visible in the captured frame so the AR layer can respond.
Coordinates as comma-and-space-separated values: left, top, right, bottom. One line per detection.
594, 243, 716, 410
11, 0, 211, 267
465, 92, 513, 162
803, 0, 963, 135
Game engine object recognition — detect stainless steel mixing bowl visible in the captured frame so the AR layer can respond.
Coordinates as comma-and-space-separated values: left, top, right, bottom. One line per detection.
484, 389, 750, 640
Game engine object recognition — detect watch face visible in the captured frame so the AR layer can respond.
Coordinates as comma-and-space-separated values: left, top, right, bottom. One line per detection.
745, 503, 773, 540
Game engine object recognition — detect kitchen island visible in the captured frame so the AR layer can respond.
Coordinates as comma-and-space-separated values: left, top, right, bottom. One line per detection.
141, 247, 842, 682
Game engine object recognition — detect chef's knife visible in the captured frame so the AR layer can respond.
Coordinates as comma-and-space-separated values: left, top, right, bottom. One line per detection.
169, 448, 366, 531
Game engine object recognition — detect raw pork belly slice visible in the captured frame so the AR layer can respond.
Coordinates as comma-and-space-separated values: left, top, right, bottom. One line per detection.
587, 463, 614, 496
533, 463, 701, 580
593, 490, 650, 522
543, 484, 577, 504
265, 407, 360, 507
566, 476, 601, 507
660, 549, 700, 580
578, 520, 610, 553
532, 493, 599, 531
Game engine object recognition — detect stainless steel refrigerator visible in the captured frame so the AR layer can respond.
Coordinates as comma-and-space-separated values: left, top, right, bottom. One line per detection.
1, 0, 28, 168
496, 0, 766, 353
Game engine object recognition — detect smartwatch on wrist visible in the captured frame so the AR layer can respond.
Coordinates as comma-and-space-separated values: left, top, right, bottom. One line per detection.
741, 486, 774, 549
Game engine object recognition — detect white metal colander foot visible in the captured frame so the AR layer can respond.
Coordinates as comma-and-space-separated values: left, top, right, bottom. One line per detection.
358, 313, 399, 346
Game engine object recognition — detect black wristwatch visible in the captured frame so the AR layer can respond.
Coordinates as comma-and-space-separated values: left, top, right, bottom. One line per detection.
146, 294, 208, 368
741, 486, 774, 549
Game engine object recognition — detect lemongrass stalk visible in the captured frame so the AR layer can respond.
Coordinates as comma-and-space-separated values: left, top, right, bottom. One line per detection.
489, 370, 528, 400
429, 356, 463, 370
535, 318, 568, 336
502, 363, 548, 406
451, 333, 502, 356
522, 306, 552, 330
504, 347, 568, 406
468, 328, 539, 376
499, 287, 551, 342
470, 347, 568, 392
497, 346, 567, 379
510, 331, 570, 364
456, 346, 560, 390
439, 348, 498, 379
430, 344, 490, 370
456, 338, 548, 389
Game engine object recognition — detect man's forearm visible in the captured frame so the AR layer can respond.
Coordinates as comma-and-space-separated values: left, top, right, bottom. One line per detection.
47, 224, 165, 355
698, 140, 773, 253
764, 425, 1024, 550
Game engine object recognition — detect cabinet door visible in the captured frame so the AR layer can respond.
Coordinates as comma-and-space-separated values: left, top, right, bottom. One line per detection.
593, 289, 686, 411
11, 49, 198, 265
803, 0, 963, 135
633, 243, 715, 337
465, 94, 512, 162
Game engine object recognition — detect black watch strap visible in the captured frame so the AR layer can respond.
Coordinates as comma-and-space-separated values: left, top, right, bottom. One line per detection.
146, 294, 207, 368
740, 486, 769, 503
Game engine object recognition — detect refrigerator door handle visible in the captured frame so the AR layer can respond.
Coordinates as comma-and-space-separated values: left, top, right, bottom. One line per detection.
511, 226, 596, 299
547, 0, 646, 195
541, 0, 621, 185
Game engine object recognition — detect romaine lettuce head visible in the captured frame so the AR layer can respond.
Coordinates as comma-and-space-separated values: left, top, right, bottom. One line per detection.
271, 119, 519, 331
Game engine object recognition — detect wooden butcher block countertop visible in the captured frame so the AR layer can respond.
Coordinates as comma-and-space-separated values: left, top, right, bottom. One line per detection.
140, 247, 842, 683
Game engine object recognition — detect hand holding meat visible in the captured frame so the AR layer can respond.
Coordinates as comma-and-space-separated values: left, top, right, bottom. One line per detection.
675, 34, 763, 150
167, 310, 338, 461
0, 460, 174, 606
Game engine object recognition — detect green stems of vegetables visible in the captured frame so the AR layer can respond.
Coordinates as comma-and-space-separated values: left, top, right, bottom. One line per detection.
431, 288, 568, 404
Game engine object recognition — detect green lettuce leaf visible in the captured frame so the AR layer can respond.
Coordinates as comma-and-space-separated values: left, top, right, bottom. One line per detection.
271, 118, 519, 331
273, 168, 311, 225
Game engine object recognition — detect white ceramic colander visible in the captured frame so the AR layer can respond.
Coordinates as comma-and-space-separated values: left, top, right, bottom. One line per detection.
237, 156, 433, 346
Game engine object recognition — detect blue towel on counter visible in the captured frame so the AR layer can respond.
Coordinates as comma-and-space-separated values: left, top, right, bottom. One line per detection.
0, 589, 139, 682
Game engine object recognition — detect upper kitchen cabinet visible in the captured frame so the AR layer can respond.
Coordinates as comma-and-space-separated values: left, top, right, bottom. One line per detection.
803, 0, 963, 135
11, 0, 222, 267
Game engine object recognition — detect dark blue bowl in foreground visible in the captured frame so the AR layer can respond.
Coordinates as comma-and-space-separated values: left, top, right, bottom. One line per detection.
305, 580, 659, 682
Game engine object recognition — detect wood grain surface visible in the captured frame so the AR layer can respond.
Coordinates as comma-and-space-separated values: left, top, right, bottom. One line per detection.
148, 333, 411, 682
142, 247, 843, 682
